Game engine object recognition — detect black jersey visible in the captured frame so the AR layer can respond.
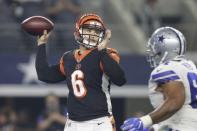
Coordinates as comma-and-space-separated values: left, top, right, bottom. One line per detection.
36, 45, 126, 121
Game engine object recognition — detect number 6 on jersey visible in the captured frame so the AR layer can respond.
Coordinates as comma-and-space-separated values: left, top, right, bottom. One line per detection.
71, 70, 87, 98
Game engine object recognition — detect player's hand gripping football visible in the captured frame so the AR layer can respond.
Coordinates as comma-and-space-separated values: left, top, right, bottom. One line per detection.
97, 29, 111, 51
37, 30, 50, 46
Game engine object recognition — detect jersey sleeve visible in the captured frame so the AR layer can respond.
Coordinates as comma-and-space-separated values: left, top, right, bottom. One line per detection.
36, 44, 66, 83
100, 48, 126, 86
106, 48, 120, 63
151, 63, 181, 85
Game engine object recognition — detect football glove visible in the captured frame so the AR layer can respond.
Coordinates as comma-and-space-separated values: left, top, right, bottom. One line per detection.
120, 117, 144, 131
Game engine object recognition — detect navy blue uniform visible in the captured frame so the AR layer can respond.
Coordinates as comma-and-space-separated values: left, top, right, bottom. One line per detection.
36, 44, 126, 121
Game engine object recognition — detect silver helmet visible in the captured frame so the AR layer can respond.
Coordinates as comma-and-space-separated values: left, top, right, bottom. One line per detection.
146, 27, 186, 68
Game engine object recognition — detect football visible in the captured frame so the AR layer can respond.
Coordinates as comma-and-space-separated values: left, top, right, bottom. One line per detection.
21, 16, 54, 36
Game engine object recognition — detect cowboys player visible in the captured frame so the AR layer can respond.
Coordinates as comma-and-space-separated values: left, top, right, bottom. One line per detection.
121, 27, 197, 131
36, 13, 126, 131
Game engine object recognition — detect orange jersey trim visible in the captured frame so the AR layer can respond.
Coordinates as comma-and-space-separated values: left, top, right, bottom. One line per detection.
74, 48, 95, 62
100, 48, 120, 71
109, 53, 120, 63
99, 62, 104, 72
107, 48, 120, 63
59, 57, 65, 75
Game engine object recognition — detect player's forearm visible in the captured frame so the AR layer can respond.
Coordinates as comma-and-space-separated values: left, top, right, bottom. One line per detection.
149, 98, 180, 124
149, 82, 185, 125
36, 44, 48, 70
100, 49, 126, 86
36, 44, 65, 83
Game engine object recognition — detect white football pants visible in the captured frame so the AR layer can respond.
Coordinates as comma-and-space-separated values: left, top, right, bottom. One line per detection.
64, 116, 116, 131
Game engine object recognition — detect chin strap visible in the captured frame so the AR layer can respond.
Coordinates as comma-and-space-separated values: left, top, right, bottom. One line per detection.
158, 51, 168, 65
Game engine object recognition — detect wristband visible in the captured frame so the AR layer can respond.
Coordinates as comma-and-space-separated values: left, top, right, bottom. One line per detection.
140, 115, 153, 128
152, 124, 160, 131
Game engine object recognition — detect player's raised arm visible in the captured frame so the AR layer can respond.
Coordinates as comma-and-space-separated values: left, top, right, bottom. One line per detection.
99, 29, 126, 86
36, 30, 66, 83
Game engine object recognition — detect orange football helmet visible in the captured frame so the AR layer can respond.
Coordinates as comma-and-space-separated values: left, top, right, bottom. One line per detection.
75, 13, 106, 49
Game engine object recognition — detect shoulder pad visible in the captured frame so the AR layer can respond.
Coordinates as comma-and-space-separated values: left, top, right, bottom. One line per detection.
151, 63, 180, 84
106, 48, 118, 54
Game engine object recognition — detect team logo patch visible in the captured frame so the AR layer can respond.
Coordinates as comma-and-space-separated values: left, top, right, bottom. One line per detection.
75, 64, 81, 70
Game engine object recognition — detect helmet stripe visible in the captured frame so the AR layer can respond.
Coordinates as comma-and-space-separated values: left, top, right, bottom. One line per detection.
169, 28, 183, 55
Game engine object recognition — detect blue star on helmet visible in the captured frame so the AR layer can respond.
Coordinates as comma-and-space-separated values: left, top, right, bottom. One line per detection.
157, 35, 165, 43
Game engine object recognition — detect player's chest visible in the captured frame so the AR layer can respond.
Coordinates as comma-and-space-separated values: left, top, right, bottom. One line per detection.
64, 54, 101, 75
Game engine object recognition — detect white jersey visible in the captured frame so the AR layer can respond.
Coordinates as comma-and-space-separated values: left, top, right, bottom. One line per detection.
149, 58, 197, 131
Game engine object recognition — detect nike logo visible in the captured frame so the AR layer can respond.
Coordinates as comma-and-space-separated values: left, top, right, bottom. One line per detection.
97, 122, 104, 125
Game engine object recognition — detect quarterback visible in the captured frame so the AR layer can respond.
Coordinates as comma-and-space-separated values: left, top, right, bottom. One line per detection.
121, 27, 197, 131
36, 13, 126, 131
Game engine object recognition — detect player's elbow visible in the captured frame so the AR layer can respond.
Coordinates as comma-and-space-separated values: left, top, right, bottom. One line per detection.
169, 94, 185, 113
166, 99, 184, 114
167, 105, 180, 115
37, 74, 46, 82
112, 76, 126, 86
36, 69, 55, 83
36, 73, 48, 82
36, 68, 46, 81
173, 101, 184, 112
115, 80, 126, 86
37, 75, 57, 83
